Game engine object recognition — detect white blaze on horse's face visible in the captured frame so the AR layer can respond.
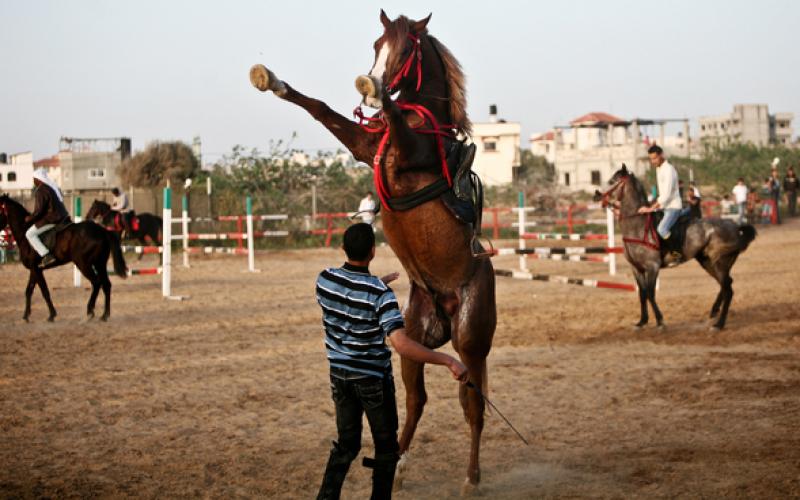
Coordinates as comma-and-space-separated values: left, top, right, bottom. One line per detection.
364, 41, 390, 108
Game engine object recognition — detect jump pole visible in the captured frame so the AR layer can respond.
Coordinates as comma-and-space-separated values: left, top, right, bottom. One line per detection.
182, 194, 190, 268
245, 195, 259, 272
518, 191, 526, 271
73, 197, 82, 288
162, 186, 187, 300
607, 206, 616, 276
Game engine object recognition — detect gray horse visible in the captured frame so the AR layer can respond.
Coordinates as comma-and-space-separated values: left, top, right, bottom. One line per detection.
595, 165, 756, 330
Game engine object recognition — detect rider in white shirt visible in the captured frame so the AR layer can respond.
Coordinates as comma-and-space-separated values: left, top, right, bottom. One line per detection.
637, 145, 685, 264
111, 187, 132, 236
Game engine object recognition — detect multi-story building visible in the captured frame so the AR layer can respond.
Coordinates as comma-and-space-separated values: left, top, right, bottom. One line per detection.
55, 137, 131, 192
470, 105, 521, 186
0, 152, 34, 194
699, 104, 794, 147
531, 112, 690, 192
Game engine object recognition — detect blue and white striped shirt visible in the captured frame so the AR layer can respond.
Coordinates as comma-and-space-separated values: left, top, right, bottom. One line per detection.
316, 263, 405, 378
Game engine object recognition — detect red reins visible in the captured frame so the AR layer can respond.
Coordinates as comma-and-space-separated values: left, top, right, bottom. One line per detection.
598, 176, 660, 251
354, 32, 455, 211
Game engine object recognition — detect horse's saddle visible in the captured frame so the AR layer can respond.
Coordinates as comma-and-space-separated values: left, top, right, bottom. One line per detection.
40, 219, 73, 253
653, 210, 693, 265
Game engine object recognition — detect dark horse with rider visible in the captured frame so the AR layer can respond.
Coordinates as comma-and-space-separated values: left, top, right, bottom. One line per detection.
0, 169, 128, 322
86, 188, 162, 253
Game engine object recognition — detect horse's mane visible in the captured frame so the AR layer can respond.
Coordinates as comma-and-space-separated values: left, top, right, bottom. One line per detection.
0, 194, 28, 214
627, 173, 650, 206
385, 16, 471, 136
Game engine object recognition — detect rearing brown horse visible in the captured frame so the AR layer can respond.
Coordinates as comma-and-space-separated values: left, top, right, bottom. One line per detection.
250, 10, 496, 494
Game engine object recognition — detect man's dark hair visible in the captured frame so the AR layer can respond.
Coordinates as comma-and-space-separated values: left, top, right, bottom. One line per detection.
738, 177, 744, 182
111, 187, 120, 195
365, 192, 372, 197
647, 144, 663, 155
343, 223, 375, 261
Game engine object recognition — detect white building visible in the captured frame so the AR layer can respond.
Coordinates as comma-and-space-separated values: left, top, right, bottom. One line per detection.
699, 104, 794, 147
531, 112, 690, 192
470, 105, 521, 186
0, 152, 34, 194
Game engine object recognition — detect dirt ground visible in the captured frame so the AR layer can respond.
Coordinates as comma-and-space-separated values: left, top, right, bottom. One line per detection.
1, 218, 799, 499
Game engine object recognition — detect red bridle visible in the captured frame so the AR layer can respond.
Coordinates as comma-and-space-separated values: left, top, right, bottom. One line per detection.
354, 32, 455, 211
597, 175, 660, 251
387, 33, 423, 93
597, 175, 629, 210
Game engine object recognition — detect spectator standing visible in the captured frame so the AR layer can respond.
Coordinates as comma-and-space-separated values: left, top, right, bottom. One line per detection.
358, 192, 377, 226
731, 178, 748, 225
783, 166, 799, 217
770, 168, 781, 224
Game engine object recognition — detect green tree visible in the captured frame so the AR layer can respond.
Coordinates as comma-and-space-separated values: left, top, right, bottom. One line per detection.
118, 141, 200, 188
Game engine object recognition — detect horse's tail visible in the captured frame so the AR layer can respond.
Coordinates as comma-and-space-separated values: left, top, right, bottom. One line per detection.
737, 224, 757, 252
107, 230, 129, 279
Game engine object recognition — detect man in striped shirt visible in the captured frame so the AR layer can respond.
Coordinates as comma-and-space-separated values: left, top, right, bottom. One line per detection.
315, 223, 467, 500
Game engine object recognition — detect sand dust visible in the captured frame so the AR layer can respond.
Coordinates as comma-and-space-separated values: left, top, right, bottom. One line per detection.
1, 219, 798, 498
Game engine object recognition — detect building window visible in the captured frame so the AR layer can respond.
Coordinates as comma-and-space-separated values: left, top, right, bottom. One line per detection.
89, 168, 106, 179
591, 170, 601, 186
0, 173, 3, 181
7, 172, 16, 182
483, 141, 497, 152
564, 173, 570, 186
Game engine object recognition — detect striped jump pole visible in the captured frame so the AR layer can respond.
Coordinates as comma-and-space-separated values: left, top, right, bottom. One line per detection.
73, 197, 82, 288
109, 267, 163, 276
518, 192, 527, 271
497, 246, 622, 255
495, 268, 635, 292
246, 195, 258, 272
121, 245, 163, 254
182, 194, 190, 268
161, 186, 186, 300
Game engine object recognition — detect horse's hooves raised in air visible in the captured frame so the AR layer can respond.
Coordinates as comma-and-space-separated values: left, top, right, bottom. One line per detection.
355, 74, 380, 98
249, 64, 285, 94
461, 478, 482, 497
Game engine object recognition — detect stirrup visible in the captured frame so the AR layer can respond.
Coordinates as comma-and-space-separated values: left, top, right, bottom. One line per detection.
471, 234, 494, 258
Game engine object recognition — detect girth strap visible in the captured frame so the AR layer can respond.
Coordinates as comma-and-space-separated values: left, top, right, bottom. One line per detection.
385, 178, 450, 211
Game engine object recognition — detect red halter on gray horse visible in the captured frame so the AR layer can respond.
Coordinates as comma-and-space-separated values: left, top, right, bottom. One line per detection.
250, 10, 497, 494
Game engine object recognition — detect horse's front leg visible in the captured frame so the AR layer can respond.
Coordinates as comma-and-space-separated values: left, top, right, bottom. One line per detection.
250, 65, 375, 163
381, 92, 435, 167
23, 271, 36, 322
33, 270, 57, 322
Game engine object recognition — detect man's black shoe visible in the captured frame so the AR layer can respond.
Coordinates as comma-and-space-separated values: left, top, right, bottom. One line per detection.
39, 254, 56, 268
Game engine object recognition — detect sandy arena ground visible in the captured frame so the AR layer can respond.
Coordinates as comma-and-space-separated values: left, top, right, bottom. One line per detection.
1, 218, 799, 498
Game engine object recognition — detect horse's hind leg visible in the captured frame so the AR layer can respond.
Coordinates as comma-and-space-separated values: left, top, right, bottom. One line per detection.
698, 253, 737, 329
644, 266, 664, 328
395, 283, 436, 489
23, 271, 36, 322
33, 270, 57, 322
78, 263, 101, 320
633, 271, 649, 328
98, 266, 112, 321
454, 262, 496, 494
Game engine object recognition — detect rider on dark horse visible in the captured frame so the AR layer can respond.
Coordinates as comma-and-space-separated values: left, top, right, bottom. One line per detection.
636, 144, 688, 266
111, 187, 133, 238
25, 168, 71, 268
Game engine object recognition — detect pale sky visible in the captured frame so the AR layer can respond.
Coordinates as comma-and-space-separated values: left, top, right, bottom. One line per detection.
1, 0, 798, 163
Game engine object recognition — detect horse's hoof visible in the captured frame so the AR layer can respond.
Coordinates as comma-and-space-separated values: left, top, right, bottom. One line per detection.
656, 323, 666, 331
47, 316, 55, 323
461, 478, 481, 497
709, 325, 722, 332
394, 453, 409, 490
22, 316, 29, 323
633, 323, 646, 330
100, 315, 109, 322
355, 74, 380, 98
249, 64, 285, 94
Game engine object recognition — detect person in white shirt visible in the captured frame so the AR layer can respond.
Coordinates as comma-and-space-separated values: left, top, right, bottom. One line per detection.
731, 178, 748, 225
358, 192, 377, 226
111, 187, 132, 236
637, 145, 685, 263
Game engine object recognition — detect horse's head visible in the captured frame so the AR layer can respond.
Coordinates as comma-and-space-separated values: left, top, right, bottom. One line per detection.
355, 10, 470, 135
594, 164, 632, 207
86, 199, 110, 220
357, 10, 432, 108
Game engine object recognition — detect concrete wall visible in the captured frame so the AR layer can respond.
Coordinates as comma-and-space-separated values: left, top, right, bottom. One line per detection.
554, 143, 647, 192
0, 152, 34, 193
58, 151, 123, 191
471, 121, 521, 185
